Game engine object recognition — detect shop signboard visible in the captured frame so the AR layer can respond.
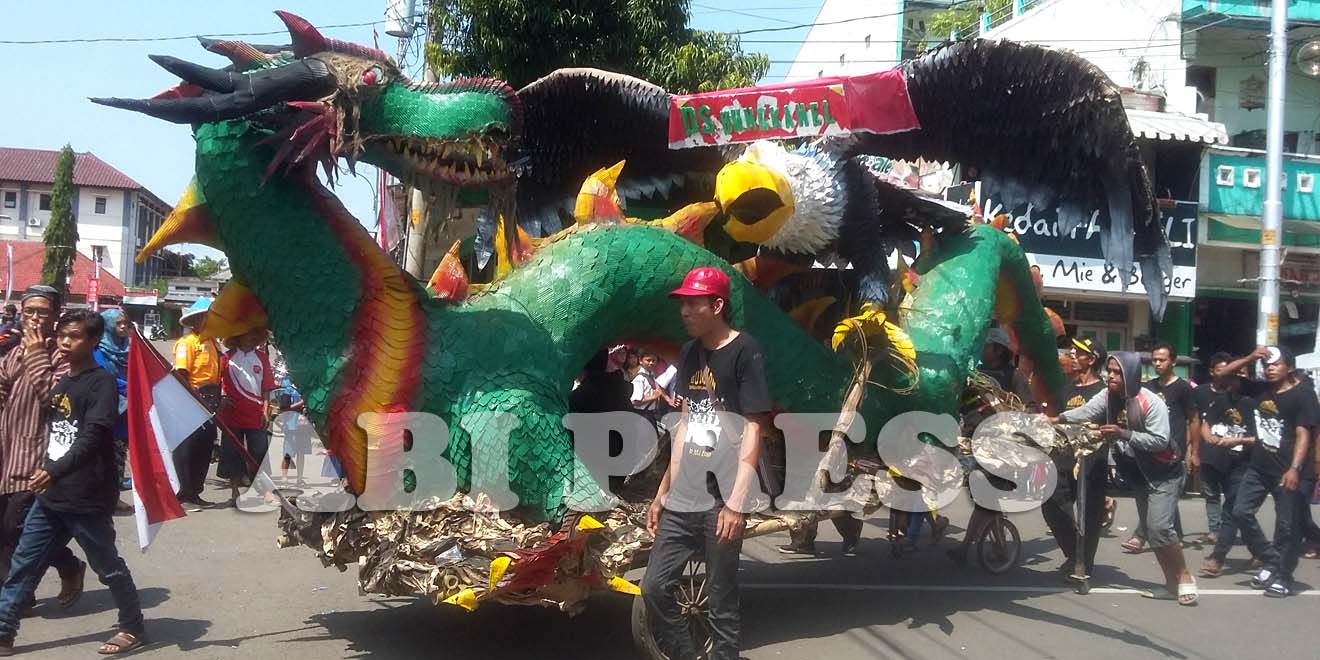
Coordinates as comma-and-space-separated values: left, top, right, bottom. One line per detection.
988, 199, 1199, 299
667, 69, 921, 149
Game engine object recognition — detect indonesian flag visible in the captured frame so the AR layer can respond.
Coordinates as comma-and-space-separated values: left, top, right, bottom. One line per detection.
126, 327, 211, 549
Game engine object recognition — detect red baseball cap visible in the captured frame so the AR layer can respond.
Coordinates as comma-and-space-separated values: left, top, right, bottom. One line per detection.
670, 266, 731, 300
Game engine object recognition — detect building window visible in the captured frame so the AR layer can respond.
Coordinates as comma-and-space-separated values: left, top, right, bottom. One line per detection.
94, 196, 107, 214
1243, 168, 1262, 189
1215, 165, 1235, 187
1300, 172, 1315, 193
92, 245, 107, 264
38, 194, 51, 211
2, 192, 14, 209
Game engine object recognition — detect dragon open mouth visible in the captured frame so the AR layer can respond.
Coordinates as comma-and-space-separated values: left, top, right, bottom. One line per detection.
366, 134, 511, 187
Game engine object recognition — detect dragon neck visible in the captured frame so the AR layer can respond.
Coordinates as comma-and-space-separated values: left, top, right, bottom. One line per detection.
192, 120, 427, 492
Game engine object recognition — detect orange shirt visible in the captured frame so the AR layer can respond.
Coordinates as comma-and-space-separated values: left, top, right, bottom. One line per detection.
173, 333, 221, 389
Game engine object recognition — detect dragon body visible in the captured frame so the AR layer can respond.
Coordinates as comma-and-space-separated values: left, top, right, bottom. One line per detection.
96, 12, 1155, 522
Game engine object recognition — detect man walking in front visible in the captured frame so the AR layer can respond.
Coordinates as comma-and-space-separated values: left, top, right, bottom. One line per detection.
1056, 352, 1197, 605
643, 267, 771, 660
172, 298, 220, 509
1232, 346, 1318, 597
0, 287, 83, 608
0, 310, 146, 655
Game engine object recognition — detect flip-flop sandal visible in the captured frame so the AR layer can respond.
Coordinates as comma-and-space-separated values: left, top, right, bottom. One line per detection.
56, 561, 86, 609
98, 631, 147, 655
1303, 547, 1319, 560
1199, 560, 1222, 578
1177, 580, 1199, 606
1102, 500, 1117, 528
1121, 537, 1145, 553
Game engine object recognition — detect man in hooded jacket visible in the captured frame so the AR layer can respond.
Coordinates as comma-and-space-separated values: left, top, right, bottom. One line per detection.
1056, 352, 1198, 605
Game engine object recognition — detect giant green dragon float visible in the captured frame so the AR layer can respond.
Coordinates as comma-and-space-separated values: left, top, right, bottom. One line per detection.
96, 12, 1168, 612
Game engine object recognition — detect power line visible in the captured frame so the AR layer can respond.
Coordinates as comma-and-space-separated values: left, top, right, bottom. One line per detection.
0, 17, 418, 45
692, 2, 802, 26
733, 0, 980, 36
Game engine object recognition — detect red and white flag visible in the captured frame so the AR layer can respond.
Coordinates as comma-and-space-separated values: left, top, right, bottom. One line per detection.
126, 328, 211, 549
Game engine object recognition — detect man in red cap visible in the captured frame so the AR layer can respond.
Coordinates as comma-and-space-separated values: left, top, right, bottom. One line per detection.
642, 266, 771, 660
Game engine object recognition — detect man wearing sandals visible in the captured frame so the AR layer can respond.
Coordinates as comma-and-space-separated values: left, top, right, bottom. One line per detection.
1057, 352, 1198, 605
1231, 346, 1318, 597
1195, 352, 1262, 578
0, 311, 146, 655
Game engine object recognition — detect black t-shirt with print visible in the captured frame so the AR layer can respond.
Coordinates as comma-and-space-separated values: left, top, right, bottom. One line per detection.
669, 332, 772, 508
1063, 380, 1106, 412
1144, 377, 1195, 461
1194, 386, 1255, 472
1251, 383, 1320, 480
40, 367, 119, 515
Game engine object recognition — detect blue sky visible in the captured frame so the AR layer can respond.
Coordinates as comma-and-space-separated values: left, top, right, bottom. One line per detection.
0, 1, 821, 260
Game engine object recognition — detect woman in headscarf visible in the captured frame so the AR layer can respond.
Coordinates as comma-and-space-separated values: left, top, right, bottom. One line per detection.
93, 308, 131, 495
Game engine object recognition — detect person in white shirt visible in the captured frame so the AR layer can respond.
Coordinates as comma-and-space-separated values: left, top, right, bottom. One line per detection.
630, 352, 674, 422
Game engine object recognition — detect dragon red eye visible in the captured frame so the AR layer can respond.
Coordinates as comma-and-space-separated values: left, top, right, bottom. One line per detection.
362, 68, 381, 86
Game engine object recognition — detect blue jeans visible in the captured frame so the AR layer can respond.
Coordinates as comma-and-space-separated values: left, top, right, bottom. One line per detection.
1232, 466, 1315, 584
0, 500, 143, 641
642, 508, 743, 660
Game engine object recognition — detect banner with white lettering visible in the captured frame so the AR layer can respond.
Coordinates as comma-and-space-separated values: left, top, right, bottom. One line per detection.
988, 199, 1198, 300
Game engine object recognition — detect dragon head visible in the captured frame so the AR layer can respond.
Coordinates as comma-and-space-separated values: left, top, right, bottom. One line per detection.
92, 11, 521, 192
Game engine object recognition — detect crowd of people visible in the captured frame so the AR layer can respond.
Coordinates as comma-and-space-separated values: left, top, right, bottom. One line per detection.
631, 267, 1320, 659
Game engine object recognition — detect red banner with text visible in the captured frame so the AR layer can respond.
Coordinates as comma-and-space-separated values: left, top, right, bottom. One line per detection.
667, 69, 921, 149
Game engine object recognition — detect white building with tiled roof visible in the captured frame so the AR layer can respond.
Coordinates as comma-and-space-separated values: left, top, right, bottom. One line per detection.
0, 147, 171, 287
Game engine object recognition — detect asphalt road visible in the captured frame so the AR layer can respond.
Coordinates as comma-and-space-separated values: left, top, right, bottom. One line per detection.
10, 472, 1319, 660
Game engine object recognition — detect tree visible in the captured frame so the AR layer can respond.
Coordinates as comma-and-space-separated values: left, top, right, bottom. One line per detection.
426, 0, 769, 93
925, 0, 1012, 47
41, 144, 79, 295
193, 256, 228, 279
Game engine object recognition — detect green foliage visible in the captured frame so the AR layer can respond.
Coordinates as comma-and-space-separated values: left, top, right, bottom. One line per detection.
147, 277, 169, 298
426, 0, 768, 93
925, 0, 1013, 46
40, 144, 78, 294
193, 256, 228, 279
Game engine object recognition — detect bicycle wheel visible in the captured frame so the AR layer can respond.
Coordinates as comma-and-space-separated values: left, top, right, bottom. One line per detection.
632, 555, 713, 660
976, 515, 1021, 575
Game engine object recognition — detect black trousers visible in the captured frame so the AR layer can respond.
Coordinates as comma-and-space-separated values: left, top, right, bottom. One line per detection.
0, 492, 81, 583
1232, 466, 1314, 584
1206, 459, 1252, 561
173, 421, 216, 499
642, 508, 743, 660
1040, 455, 1108, 573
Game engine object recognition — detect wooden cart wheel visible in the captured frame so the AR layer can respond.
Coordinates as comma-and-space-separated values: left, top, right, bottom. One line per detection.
631, 555, 713, 660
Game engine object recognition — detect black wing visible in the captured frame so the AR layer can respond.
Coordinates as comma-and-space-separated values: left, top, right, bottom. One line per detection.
853, 39, 1169, 317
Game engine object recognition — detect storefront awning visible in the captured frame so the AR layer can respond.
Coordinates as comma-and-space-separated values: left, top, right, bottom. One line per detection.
1126, 109, 1228, 145
1205, 213, 1320, 249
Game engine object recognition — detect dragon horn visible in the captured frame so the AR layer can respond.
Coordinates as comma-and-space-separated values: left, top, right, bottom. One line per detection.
275, 10, 394, 62
196, 37, 275, 69
275, 10, 328, 57
91, 58, 335, 124
148, 55, 236, 93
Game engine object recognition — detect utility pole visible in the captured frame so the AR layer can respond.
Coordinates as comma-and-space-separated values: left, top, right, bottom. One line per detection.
402, 65, 435, 278
1258, 0, 1289, 346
